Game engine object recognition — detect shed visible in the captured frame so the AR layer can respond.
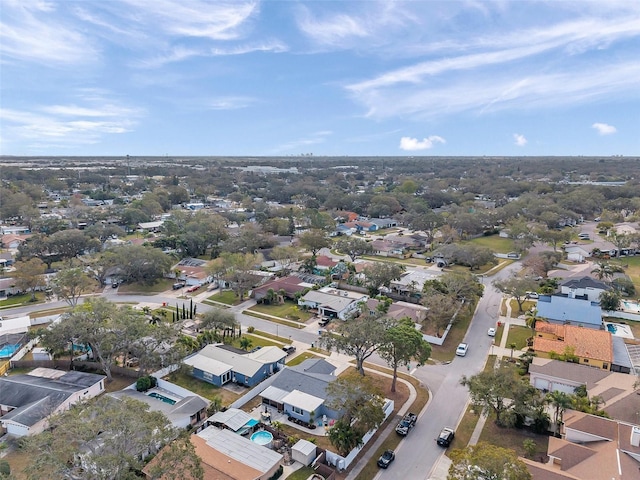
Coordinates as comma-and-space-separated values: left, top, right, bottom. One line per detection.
292, 439, 317, 466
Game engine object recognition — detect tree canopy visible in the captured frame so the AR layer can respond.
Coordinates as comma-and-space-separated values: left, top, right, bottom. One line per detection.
448, 442, 532, 480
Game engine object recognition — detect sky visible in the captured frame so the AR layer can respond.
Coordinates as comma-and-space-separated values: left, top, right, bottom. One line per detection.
1, 1, 639, 157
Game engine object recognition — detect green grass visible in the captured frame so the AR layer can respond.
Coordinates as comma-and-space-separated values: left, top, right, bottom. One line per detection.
118, 278, 174, 294
242, 310, 305, 329
494, 324, 505, 345
163, 369, 239, 405
247, 301, 313, 322
611, 256, 640, 294
450, 404, 480, 451
285, 352, 319, 366
285, 467, 316, 480
0, 293, 45, 307
479, 412, 549, 461
505, 325, 532, 350
228, 333, 284, 350
251, 330, 293, 344
208, 290, 241, 305
464, 235, 515, 254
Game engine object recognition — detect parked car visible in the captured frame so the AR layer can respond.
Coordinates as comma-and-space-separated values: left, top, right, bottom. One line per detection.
282, 345, 296, 355
437, 427, 455, 447
172, 282, 186, 290
487, 327, 496, 337
111, 282, 119, 288
186, 285, 200, 293
395, 412, 418, 436
456, 343, 469, 357
525, 291, 539, 299
377, 450, 395, 469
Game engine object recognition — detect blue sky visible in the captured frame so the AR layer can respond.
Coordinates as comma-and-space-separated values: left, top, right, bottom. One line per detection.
1, 1, 639, 157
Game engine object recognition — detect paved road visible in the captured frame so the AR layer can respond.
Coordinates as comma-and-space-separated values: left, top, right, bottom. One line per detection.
376, 262, 520, 480
2, 262, 517, 480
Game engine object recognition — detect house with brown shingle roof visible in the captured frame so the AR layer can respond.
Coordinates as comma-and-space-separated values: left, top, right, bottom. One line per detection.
523, 410, 640, 480
533, 322, 613, 370
252, 275, 316, 302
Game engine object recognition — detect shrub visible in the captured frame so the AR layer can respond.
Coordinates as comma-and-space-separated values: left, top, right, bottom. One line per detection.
247, 326, 255, 333
0, 461, 10, 475
135, 375, 157, 392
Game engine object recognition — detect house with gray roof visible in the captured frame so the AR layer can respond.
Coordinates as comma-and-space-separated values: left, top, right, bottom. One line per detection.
260, 358, 340, 426
536, 294, 603, 329
298, 288, 368, 320
184, 344, 286, 388
0, 368, 105, 437
560, 276, 611, 302
107, 389, 208, 430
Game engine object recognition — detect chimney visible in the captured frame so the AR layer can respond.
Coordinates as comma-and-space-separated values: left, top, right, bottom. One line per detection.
631, 426, 640, 447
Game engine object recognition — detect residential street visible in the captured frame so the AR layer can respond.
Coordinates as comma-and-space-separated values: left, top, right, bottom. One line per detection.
0, 259, 535, 480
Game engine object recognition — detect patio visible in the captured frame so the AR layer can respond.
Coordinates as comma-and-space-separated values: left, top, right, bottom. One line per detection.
249, 403, 336, 437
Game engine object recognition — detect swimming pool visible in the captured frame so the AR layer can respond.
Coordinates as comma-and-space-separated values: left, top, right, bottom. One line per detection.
148, 392, 177, 405
605, 322, 634, 339
622, 301, 640, 313
250, 430, 273, 447
0, 344, 20, 359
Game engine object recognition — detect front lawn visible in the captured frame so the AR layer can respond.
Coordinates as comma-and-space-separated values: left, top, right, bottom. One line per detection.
118, 278, 174, 294
248, 301, 313, 322
285, 352, 319, 366
464, 235, 515, 254
208, 290, 241, 305
429, 300, 476, 363
479, 413, 550, 462
0, 293, 45, 307
505, 325, 532, 351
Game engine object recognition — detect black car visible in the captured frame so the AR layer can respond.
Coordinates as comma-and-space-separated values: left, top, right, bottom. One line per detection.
282, 345, 296, 355
377, 450, 395, 468
437, 427, 455, 447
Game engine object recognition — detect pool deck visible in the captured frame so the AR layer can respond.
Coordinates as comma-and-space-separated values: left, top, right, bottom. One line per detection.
605, 322, 634, 339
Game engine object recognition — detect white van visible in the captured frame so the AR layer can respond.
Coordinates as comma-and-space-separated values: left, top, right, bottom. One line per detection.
578, 233, 590, 240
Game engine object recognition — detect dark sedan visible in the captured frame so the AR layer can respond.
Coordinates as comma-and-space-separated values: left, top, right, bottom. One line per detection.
377, 449, 395, 468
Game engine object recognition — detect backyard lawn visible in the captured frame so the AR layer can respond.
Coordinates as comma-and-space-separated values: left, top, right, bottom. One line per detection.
163, 369, 239, 405
479, 413, 550, 462
611, 256, 640, 294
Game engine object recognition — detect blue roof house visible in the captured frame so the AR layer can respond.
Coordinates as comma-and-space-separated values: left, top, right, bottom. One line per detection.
536, 295, 603, 329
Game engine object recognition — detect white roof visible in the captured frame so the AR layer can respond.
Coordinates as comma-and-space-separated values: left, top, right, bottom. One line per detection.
301, 290, 357, 312
281, 389, 324, 412
183, 354, 232, 376
292, 438, 318, 456
260, 385, 290, 404
208, 408, 253, 432
247, 346, 287, 363
197, 427, 282, 473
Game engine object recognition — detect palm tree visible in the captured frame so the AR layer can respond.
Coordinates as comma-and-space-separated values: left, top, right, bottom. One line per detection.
590, 261, 623, 282
525, 309, 542, 338
239, 337, 253, 351
547, 390, 572, 437
509, 342, 517, 360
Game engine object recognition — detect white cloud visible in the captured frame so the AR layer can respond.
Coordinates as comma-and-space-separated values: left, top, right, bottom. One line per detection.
207, 96, 257, 110
513, 134, 527, 146
592, 122, 617, 135
0, 92, 143, 149
399, 136, 445, 151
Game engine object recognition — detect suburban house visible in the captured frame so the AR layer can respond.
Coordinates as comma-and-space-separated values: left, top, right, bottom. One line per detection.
370, 239, 407, 258
0, 226, 31, 235
563, 244, 590, 263
184, 345, 287, 388
369, 218, 398, 229
536, 294, 603, 329
143, 425, 283, 480
0, 368, 106, 437
529, 358, 638, 424
314, 255, 338, 272
108, 389, 208, 430
389, 269, 438, 296
260, 358, 341, 426
366, 298, 428, 323
174, 257, 213, 287
1, 234, 30, 250
523, 410, 640, 480
298, 287, 368, 321
560, 276, 611, 302
252, 275, 316, 302
533, 323, 613, 370
206, 408, 258, 435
